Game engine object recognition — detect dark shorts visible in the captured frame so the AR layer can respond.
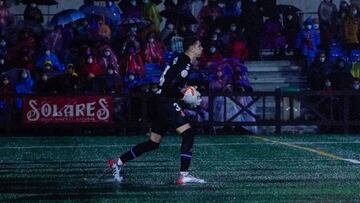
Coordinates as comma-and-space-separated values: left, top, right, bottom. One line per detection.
150, 96, 188, 135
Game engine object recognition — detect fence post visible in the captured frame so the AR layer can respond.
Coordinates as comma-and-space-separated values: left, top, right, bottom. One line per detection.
275, 88, 282, 135
343, 95, 349, 134
208, 93, 214, 134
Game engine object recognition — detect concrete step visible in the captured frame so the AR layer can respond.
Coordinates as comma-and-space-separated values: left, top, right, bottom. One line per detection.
251, 83, 307, 91
245, 60, 292, 67
247, 65, 302, 72
249, 76, 307, 84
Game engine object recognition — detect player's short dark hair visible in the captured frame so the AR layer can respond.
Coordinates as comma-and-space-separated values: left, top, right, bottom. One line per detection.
183, 36, 201, 52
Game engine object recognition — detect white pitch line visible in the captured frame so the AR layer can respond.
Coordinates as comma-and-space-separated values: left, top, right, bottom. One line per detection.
0, 141, 360, 150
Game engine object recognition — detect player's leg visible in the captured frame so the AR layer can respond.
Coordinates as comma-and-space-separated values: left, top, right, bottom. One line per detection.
108, 131, 163, 182
176, 123, 205, 185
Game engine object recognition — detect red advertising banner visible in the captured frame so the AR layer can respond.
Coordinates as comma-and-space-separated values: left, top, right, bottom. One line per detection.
23, 96, 113, 124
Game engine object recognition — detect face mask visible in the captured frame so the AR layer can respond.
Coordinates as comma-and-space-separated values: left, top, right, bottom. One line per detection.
211, 34, 218, 41
108, 69, 114, 75
0, 1, 3, 6
45, 65, 52, 70
210, 47, 216, 53
45, 50, 51, 55
108, 2, 113, 6
143, 0, 149, 3
3, 79, 8, 85
325, 81, 331, 87
149, 38, 155, 43
216, 71, 222, 78
23, 56, 29, 61
0, 59, 4, 65
129, 74, 135, 80
87, 58, 93, 64
252, 0, 256, 2
131, 26, 138, 33
287, 15, 293, 20
30, 3, 36, 8
218, 3, 225, 8
353, 84, 360, 90
353, 10, 358, 16
104, 51, 111, 56
42, 75, 48, 81
313, 24, 319, 29
0, 40, 5, 46
230, 26, 236, 31
167, 24, 174, 30
320, 57, 326, 62
130, 0, 136, 6
306, 25, 312, 30
21, 73, 28, 79
215, 29, 221, 34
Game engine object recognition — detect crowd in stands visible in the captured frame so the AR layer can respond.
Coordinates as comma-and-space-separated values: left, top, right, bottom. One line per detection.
0, 0, 359, 109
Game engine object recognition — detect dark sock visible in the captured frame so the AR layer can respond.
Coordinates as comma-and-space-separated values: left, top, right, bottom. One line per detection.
120, 140, 160, 163
180, 128, 195, 172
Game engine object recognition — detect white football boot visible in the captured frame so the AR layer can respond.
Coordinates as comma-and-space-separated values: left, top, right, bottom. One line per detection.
108, 159, 123, 183
177, 172, 206, 185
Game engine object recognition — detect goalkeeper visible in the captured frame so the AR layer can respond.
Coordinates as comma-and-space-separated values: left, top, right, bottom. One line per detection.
108, 36, 205, 185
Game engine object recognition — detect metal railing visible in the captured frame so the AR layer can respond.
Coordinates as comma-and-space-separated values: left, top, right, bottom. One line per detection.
1, 90, 360, 135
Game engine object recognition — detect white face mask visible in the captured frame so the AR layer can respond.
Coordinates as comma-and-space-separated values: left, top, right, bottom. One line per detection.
108, 2, 113, 6
130, 0, 136, 6
320, 57, 326, 63
325, 80, 331, 87
30, 3, 36, 8
129, 74, 135, 80
306, 25, 312, 30
167, 24, 174, 30
0, 40, 6, 46
42, 75, 48, 81
354, 84, 360, 90
108, 69, 114, 75
287, 15, 293, 20
0, 1, 4, 6
215, 29, 221, 34
313, 24, 319, 29
131, 26, 138, 33
45, 50, 51, 56
21, 73, 28, 79
218, 3, 225, 8
0, 59, 4, 64
3, 79, 8, 85
353, 10, 358, 16
45, 65, 52, 70
230, 25, 236, 31
149, 38, 155, 43
210, 47, 216, 53
87, 58, 93, 64
104, 51, 111, 56
143, 0, 149, 3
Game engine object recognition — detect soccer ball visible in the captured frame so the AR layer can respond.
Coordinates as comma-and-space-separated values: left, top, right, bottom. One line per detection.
182, 86, 201, 107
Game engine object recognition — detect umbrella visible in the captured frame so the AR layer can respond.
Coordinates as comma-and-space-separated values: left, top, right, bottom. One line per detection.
50, 9, 86, 26
120, 17, 150, 28
79, 5, 119, 21
276, 5, 301, 14
160, 9, 198, 25
21, 0, 58, 5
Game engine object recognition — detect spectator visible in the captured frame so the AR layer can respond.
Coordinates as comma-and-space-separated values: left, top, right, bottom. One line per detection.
343, 5, 360, 52
123, 0, 142, 18
295, 17, 320, 66
98, 19, 112, 40
231, 35, 249, 62
143, 32, 164, 65
0, 0, 11, 36
318, 0, 338, 50
198, 0, 223, 23
15, 69, 34, 95
35, 48, 64, 72
142, 0, 161, 32
283, 12, 301, 50
0, 37, 7, 58
328, 57, 354, 90
23, 2, 43, 24
337, 1, 349, 41
308, 51, 333, 90
242, 0, 263, 59
80, 55, 103, 80
262, 14, 286, 57
98, 45, 120, 74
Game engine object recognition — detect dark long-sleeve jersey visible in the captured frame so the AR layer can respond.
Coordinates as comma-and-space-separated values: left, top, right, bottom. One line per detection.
156, 54, 192, 99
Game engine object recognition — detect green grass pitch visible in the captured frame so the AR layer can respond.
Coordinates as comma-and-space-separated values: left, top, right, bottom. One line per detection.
1, 134, 360, 202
